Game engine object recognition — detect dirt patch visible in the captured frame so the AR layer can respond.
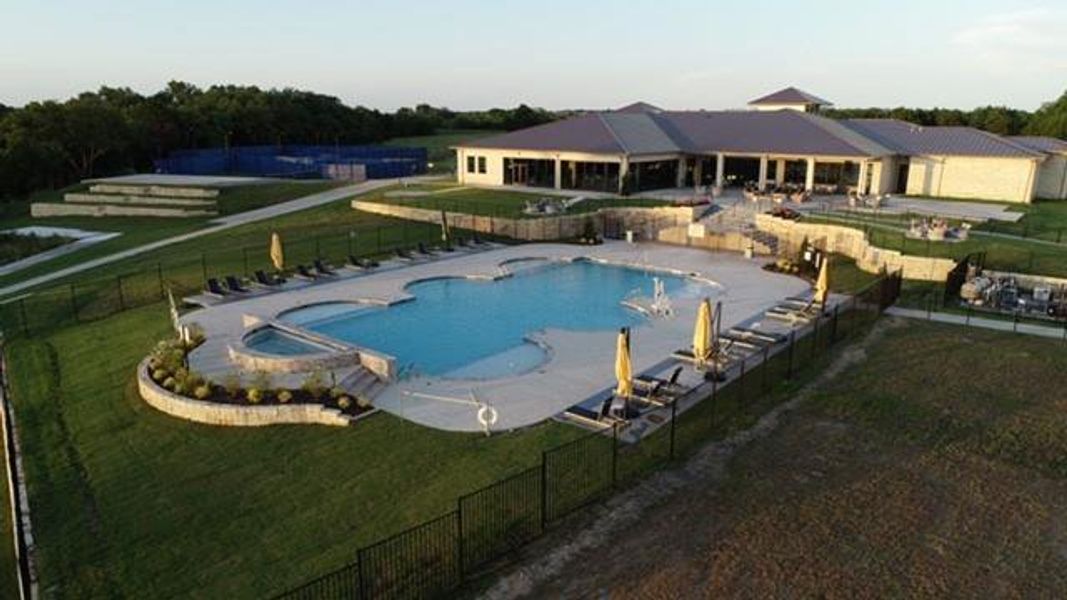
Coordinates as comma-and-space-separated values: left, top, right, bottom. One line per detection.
479, 318, 1067, 598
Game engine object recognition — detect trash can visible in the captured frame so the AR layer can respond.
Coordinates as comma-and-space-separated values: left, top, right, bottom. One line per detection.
625, 230, 634, 243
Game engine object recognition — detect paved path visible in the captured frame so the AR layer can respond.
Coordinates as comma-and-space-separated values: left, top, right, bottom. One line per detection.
886, 306, 1067, 340
0, 179, 401, 299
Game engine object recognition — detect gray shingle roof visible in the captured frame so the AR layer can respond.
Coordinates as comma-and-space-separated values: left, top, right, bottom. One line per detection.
749, 87, 832, 107
614, 101, 662, 114
1007, 136, 1067, 154
459, 113, 628, 154
844, 120, 1042, 158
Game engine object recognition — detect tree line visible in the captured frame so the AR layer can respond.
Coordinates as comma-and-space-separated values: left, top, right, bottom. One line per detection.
0, 82, 559, 201
823, 89, 1067, 139
2, 82, 1065, 203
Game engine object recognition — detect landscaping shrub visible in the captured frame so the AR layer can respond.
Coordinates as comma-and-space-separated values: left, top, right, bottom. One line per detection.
247, 388, 263, 404
251, 370, 273, 393
301, 369, 327, 399
329, 386, 345, 400
337, 396, 352, 410
222, 372, 242, 398
356, 396, 371, 410
193, 385, 211, 400
152, 368, 168, 382
277, 390, 293, 404
162, 377, 177, 391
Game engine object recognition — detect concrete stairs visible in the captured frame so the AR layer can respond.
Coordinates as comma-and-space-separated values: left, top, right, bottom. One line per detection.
31, 183, 222, 218
745, 229, 780, 255
339, 366, 387, 403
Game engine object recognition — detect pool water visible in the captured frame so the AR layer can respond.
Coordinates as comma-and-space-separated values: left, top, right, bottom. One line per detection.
245, 327, 331, 355
268, 259, 707, 378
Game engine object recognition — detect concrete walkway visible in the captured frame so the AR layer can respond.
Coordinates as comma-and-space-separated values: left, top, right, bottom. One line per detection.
0, 178, 405, 299
886, 306, 1067, 340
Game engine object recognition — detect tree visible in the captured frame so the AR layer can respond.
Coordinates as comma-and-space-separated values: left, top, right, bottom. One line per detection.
1024, 89, 1067, 139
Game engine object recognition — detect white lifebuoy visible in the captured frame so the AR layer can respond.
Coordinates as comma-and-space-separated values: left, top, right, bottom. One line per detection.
477, 404, 498, 430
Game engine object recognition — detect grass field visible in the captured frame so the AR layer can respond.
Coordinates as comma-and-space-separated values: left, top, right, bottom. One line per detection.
0, 181, 345, 291
2, 303, 585, 597
384, 129, 501, 174
362, 186, 672, 219
512, 319, 1067, 597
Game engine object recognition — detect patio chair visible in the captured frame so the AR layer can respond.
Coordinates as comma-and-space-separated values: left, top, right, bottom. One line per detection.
416, 242, 434, 256
394, 248, 413, 261
472, 232, 486, 245
313, 259, 337, 276
224, 275, 249, 293
635, 366, 684, 393
253, 270, 283, 287
295, 264, 318, 279
348, 255, 379, 269
205, 278, 228, 296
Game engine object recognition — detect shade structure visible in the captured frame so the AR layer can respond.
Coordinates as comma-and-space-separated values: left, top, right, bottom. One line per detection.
692, 297, 713, 366
440, 209, 451, 244
270, 232, 285, 271
813, 256, 830, 306
614, 328, 633, 398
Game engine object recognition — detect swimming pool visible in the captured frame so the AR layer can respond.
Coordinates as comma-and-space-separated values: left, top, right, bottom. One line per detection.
257, 259, 709, 379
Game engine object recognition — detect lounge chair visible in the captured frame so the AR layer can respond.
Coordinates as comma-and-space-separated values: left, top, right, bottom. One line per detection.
456, 237, 470, 248
636, 366, 683, 393
313, 259, 337, 276
472, 232, 486, 245
224, 275, 248, 293
253, 270, 283, 287
205, 278, 228, 296
348, 255, 379, 269
394, 248, 413, 261
295, 264, 317, 279
416, 242, 434, 256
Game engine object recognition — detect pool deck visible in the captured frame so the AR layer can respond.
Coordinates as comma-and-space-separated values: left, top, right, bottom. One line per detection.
182, 242, 809, 432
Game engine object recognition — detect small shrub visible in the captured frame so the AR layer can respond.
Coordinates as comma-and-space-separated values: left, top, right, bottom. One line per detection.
337, 396, 352, 410
356, 396, 371, 410
222, 372, 242, 398
152, 368, 169, 382
301, 369, 328, 399
251, 370, 273, 392
329, 386, 346, 400
172, 381, 187, 396
247, 388, 263, 404
193, 385, 212, 400
277, 390, 293, 404
162, 377, 177, 390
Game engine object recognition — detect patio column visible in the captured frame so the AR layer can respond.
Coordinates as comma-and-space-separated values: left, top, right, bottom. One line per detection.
805, 157, 816, 191
693, 159, 703, 189
676, 157, 687, 188
715, 153, 725, 188
619, 156, 630, 194
554, 158, 562, 190
857, 160, 869, 195
775, 159, 786, 185
758, 155, 769, 191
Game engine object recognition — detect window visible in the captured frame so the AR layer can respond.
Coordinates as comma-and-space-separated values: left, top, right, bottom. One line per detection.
477, 156, 487, 174
466, 156, 476, 173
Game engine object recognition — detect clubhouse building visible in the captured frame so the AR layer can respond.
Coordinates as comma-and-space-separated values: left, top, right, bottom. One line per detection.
454, 87, 1067, 204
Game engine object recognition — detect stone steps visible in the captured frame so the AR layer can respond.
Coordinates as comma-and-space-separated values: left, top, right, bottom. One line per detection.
89, 184, 220, 198
339, 367, 386, 403
65, 192, 218, 208
31, 202, 218, 219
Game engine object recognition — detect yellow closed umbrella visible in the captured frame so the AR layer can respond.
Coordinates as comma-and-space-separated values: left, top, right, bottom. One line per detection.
693, 297, 713, 366
813, 256, 830, 306
440, 209, 451, 244
614, 328, 632, 398
270, 232, 285, 271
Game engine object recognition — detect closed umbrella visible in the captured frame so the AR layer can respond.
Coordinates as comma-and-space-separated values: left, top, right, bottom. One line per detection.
692, 297, 713, 366
270, 232, 285, 272
614, 328, 632, 398
814, 256, 830, 306
440, 209, 451, 244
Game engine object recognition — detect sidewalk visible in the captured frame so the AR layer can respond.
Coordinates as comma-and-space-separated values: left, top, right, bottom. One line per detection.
0, 178, 403, 298
886, 306, 1067, 340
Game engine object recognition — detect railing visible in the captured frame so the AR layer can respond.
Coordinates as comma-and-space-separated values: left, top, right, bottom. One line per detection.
275, 270, 903, 599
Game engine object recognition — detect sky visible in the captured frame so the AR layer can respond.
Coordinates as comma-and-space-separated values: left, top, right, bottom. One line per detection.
1, 0, 1065, 112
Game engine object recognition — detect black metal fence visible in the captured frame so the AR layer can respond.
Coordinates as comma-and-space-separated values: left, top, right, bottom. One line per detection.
0, 220, 483, 338
276, 270, 903, 599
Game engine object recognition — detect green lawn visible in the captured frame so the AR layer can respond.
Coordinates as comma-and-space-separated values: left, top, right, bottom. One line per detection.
0, 181, 345, 291
384, 129, 501, 174
3, 304, 585, 598
362, 186, 672, 219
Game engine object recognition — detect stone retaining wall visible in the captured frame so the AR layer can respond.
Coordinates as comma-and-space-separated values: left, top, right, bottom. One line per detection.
352, 201, 699, 241
65, 193, 218, 207
31, 202, 217, 219
656, 225, 775, 255
755, 213, 956, 281
137, 359, 358, 427
90, 184, 220, 198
